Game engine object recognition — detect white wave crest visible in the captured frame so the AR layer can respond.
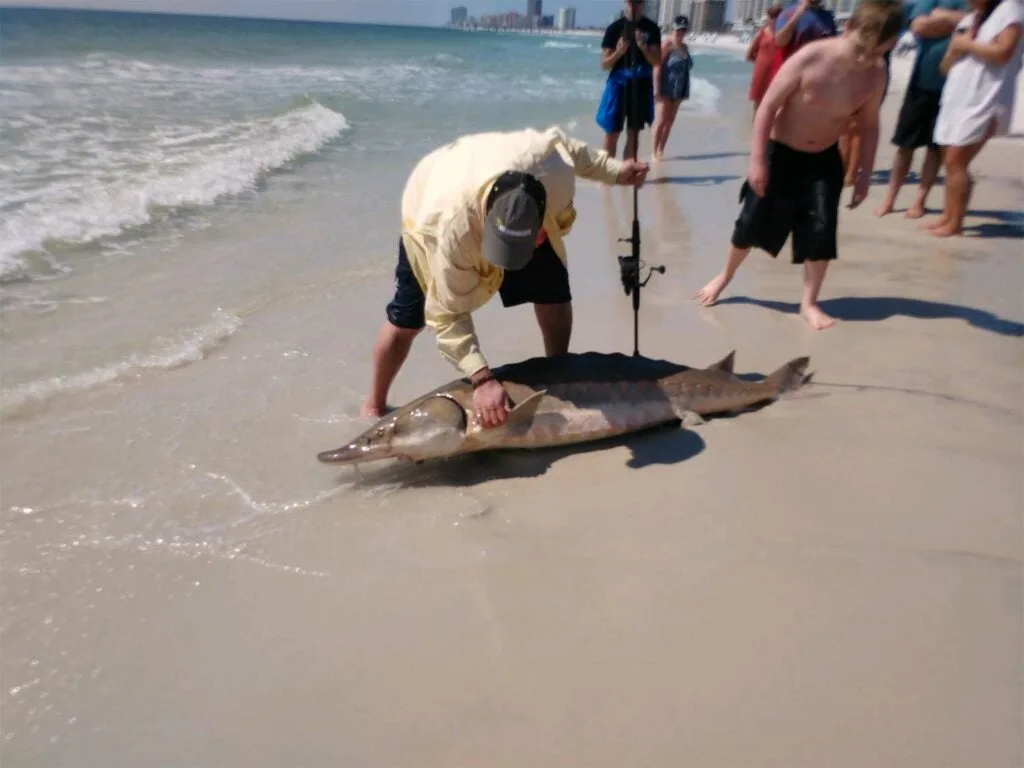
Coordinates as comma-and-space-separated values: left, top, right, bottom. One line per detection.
686, 77, 722, 117
0, 102, 349, 278
543, 40, 586, 49
0, 308, 243, 414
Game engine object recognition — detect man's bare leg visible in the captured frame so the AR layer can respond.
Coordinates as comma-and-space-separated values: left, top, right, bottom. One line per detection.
905, 147, 940, 219
624, 129, 640, 162
800, 260, 836, 330
927, 138, 988, 237
534, 302, 572, 356
874, 146, 914, 216
603, 131, 621, 159
695, 245, 751, 306
361, 322, 421, 418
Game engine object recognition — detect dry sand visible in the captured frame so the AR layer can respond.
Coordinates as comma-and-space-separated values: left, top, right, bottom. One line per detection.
2, 74, 1022, 767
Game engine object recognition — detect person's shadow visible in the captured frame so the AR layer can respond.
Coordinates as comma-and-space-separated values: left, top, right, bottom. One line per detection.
714, 295, 1024, 337
648, 175, 741, 186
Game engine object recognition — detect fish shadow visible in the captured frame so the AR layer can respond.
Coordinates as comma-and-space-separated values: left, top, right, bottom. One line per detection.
341, 425, 707, 490
713, 295, 1024, 337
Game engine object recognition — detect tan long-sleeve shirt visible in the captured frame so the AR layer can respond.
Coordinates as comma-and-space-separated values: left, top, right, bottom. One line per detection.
400, 126, 624, 378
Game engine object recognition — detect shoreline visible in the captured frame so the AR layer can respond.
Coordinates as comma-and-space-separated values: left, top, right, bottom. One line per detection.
2, 20, 1021, 767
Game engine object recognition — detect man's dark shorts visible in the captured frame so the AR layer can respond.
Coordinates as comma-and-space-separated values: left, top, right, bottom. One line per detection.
891, 84, 942, 150
609, 77, 655, 133
385, 236, 572, 330
730, 139, 844, 265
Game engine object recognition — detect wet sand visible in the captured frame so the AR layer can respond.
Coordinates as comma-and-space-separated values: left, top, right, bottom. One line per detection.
2, 79, 1022, 765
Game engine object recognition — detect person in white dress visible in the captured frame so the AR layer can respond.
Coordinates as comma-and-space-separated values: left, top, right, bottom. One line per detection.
927, 0, 1024, 236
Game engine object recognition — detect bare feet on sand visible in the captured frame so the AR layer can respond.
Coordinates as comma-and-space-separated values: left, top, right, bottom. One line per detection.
920, 216, 949, 231
695, 273, 730, 306
800, 302, 836, 330
925, 222, 963, 237
360, 400, 388, 420
904, 203, 926, 219
873, 201, 895, 217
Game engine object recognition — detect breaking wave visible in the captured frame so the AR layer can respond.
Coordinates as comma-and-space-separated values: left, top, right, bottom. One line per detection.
0, 308, 244, 414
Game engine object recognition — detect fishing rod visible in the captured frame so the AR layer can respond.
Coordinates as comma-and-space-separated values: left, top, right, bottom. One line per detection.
616, 14, 665, 358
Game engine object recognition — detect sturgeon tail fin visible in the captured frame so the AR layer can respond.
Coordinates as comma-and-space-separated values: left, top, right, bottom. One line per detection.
763, 356, 811, 396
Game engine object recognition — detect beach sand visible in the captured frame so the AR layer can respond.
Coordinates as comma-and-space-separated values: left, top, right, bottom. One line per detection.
3, 56, 1022, 768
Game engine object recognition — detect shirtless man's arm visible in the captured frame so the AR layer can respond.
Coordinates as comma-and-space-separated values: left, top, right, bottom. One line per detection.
749, 46, 807, 196
775, 0, 810, 48
849, 69, 887, 208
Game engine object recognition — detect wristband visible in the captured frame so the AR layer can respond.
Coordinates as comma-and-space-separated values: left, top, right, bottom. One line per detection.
471, 374, 495, 389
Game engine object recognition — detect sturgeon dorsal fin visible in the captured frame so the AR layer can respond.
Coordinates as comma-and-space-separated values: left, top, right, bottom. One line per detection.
469, 389, 547, 444
707, 350, 736, 374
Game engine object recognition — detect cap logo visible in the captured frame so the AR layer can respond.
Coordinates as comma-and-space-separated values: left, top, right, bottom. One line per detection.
496, 218, 533, 238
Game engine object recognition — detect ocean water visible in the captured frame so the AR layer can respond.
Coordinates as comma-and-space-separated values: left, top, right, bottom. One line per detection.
0, 6, 752, 567
0, 12, 754, 760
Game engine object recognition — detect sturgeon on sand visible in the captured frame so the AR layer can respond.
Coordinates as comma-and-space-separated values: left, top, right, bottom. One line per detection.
317, 351, 811, 466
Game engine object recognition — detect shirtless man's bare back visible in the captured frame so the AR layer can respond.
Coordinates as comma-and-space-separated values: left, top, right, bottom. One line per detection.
695, 0, 902, 330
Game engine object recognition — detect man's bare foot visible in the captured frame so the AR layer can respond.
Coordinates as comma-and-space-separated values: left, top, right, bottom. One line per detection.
920, 216, 949, 231
926, 223, 963, 238
360, 399, 388, 419
873, 201, 895, 217
695, 273, 731, 306
800, 302, 836, 330
843, 175, 856, 188
904, 203, 926, 219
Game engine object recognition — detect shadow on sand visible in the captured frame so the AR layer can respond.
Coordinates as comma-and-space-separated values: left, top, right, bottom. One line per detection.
665, 151, 750, 162
648, 175, 741, 186
714, 295, 1024, 337
339, 426, 707, 490
870, 168, 945, 188
960, 209, 1024, 240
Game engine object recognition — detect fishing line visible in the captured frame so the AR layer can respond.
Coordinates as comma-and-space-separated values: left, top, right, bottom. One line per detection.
805, 380, 1019, 416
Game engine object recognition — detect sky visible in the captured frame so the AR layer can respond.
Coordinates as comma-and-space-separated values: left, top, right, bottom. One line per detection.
5, 0, 651, 28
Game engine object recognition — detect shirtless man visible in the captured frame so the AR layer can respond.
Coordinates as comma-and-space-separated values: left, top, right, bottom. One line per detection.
695, 0, 902, 330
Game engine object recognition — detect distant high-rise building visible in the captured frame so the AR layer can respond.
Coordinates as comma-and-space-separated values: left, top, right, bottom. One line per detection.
450, 5, 468, 25
646, 0, 662, 24
658, 0, 683, 28
557, 7, 577, 29
690, 0, 726, 31
526, 0, 543, 17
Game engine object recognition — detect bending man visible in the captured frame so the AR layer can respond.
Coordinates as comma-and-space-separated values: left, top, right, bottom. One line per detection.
362, 126, 649, 428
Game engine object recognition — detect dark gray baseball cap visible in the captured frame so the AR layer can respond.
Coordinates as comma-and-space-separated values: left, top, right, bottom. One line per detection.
482, 170, 547, 271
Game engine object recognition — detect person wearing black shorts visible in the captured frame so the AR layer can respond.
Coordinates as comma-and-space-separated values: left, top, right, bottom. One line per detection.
361, 126, 650, 428
874, 0, 967, 218
597, 0, 661, 161
386, 234, 573, 338
731, 139, 845, 264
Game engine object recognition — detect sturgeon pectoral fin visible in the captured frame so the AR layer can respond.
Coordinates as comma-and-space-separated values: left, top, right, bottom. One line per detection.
679, 410, 707, 428
468, 389, 547, 444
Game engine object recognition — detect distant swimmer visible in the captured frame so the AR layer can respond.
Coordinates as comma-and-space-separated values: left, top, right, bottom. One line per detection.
695, 0, 903, 330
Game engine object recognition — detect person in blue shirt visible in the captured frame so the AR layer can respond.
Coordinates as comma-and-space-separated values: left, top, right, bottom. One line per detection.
874, 0, 968, 218
771, 0, 839, 78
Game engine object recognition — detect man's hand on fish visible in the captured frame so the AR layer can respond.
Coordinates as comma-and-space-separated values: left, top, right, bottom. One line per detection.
470, 372, 512, 429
